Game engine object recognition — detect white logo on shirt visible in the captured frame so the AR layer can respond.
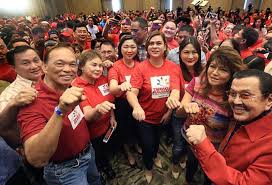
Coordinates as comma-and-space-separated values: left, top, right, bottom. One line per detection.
98, 83, 110, 96
150, 76, 170, 99
125, 75, 131, 83
68, 105, 84, 130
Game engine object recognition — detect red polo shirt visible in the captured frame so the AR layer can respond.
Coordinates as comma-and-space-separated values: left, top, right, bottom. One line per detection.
0, 62, 16, 82
18, 80, 90, 162
72, 76, 114, 139
108, 59, 139, 98
130, 59, 182, 124
194, 112, 272, 185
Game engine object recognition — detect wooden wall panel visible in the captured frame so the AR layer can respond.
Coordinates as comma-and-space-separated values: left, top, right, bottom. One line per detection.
67, 0, 102, 14
261, 0, 272, 10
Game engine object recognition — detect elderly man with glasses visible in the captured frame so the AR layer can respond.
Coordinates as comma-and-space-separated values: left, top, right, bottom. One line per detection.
186, 69, 272, 185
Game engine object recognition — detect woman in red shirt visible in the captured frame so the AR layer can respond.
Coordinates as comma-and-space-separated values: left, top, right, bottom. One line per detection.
72, 50, 117, 180
167, 36, 203, 179
108, 35, 140, 167
127, 31, 181, 183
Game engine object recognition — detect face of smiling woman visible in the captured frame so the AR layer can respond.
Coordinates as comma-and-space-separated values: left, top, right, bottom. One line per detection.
147, 35, 166, 59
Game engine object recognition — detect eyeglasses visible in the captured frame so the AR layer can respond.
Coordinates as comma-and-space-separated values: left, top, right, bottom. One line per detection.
227, 90, 263, 102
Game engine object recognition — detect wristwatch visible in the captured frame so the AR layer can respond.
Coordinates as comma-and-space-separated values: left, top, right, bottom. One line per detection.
54, 106, 64, 116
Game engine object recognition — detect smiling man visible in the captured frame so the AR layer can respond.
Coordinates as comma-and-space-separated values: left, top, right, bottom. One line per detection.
186, 69, 272, 185
74, 23, 91, 50
0, 45, 42, 184
17, 44, 101, 185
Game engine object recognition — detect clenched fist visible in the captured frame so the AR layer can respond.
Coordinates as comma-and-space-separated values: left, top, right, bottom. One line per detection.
132, 106, 145, 121
58, 86, 85, 114
96, 101, 115, 115
119, 81, 132, 92
186, 125, 207, 145
183, 102, 200, 114
13, 87, 38, 106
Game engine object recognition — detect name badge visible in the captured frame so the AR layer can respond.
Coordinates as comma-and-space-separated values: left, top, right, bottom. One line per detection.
150, 75, 170, 99
98, 83, 110, 96
68, 105, 85, 130
125, 75, 131, 83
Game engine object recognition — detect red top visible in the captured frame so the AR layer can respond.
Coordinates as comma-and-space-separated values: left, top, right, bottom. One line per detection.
240, 48, 254, 60
72, 76, 114, 139
130, 59, 182, 124
194, 112, 272, 185
167, 39, 179, 50
0, 62, 16, 82
108, 59, 139, 98
108, 33, 119, 47
18, 80, 90, 162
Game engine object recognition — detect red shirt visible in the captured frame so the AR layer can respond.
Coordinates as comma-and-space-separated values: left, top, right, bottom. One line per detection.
18, 80, 90, 162
108, 59, 139, 98
194, 112, 272, 185
167, 39, 179, 50
240, 48, 254, 60
72, 76, 114, 139
130, 59, 181, 124
108, 33, 119, 47
0, 62, 16, 82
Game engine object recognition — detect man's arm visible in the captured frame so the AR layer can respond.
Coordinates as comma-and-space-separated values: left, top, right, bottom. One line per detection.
22, 87, 85, 167
0, 88, 37, 148
186, 125, 272, 185
0, 100, 20, 148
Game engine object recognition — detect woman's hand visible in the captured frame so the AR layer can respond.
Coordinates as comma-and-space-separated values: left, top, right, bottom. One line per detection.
132, 106, 145, 121
119, 81, 132, 92
183, 102, 200, 114
160, 109, 172, 124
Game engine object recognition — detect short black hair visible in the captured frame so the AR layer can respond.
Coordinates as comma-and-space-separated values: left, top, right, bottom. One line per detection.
99, 39, 115, 49
242, 27, 259, 48
7, 38, 29, 49
133, 17, 148, 29
233, 69, 272, 98
73, 22, 88, 32
243, 55, 265, 71
6, 45, 37, 66
179, 25, 194, 36
44, 43, 74, 64
31, 26, 44, 35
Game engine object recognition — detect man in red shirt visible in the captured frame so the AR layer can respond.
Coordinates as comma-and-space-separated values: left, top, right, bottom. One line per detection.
17, 44, 101, 185
234, 27, 259, 60
186, 69, 272, 185
73, 23, 91, 50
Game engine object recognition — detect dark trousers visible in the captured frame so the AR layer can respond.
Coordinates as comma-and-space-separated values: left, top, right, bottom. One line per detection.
186, 148, 212, 185
171, 114, 187, 165
91, 135, 112, 170
137, 121, 161, 170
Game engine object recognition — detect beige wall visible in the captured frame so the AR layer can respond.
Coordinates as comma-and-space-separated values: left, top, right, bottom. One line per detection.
25, 0, 272, 17
261, 0, 272, 10
123, 0, 143, 10
67, 0, 102, 14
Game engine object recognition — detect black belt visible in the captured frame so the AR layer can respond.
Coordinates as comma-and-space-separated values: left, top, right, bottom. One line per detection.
51, 144, 90, 164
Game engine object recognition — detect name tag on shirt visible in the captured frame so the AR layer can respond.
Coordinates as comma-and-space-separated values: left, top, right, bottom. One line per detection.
68, 105, 85, 130
98, 83, 110, 96
125, 75, 131, 83
150, 75, 170, 99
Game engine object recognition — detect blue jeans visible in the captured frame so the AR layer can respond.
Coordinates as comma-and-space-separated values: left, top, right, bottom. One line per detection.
43, 145, 101, 185
171, 112, 187, 165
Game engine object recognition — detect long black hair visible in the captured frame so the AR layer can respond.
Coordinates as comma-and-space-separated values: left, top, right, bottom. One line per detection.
178, 36, 203, 82
117, 35, 139, 61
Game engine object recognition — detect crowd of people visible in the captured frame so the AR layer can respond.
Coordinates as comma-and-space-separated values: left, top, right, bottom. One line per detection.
0, 3, 272, 185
